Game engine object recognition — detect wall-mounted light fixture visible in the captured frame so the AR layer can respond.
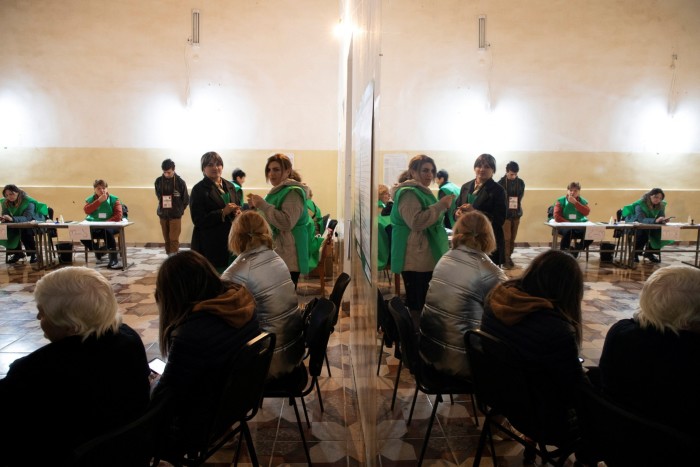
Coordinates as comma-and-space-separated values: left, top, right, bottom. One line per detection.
191, 9, 200, 46
478, 15, 487, 50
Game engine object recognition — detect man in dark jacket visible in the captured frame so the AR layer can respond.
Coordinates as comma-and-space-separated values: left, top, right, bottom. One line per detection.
155, 158, 190, 256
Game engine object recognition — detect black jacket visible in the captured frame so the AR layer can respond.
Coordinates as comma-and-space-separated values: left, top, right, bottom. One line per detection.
155, 174, 190, 219
190, 177, 240, 268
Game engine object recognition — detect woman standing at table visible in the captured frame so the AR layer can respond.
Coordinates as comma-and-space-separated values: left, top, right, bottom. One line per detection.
621, 187, 673, 263
390, 154, 453, 312
83, 179, 123, 269
190, 151, 241, 273
454, 154, 507, 266
247, 153, 311, 287
1, 184, 48, 264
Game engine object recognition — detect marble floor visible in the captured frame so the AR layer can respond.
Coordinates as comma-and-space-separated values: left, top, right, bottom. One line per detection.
1, 244, 697, 466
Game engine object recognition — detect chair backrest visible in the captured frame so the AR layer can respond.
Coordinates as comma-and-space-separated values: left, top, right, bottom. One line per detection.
377, 289, 398, 349
465, 329, 556, 444
616, 208, 623, 222
329, 272, 350, 326
68, 392, 174, 467
208, 332, 275, 435
305, 298, 336, 377
576, 382, 694, 466
386, 297, 419, 374
321, 214, 330, 231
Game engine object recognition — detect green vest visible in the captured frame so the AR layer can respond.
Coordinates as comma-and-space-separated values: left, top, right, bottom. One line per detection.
439, 181, 460, 228
557, 196, 588, 222
265, 186, 311, 274
232, 182, 243, 204
389, 186, 449, 273
85, 194, 119, 221
0, 195, 49, 249
378, 213, 391, 270
622, 199, 673, 249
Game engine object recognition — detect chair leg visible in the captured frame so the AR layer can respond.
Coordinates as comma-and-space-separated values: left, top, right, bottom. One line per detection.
473, 416, 492, 467
315, 377, 324, 413
299, 395, 311, 428
241, 422, 259, 467
449, 393, 454, 405
324, 351, 332, 377
407, 384, 419, 425
394, 273, 401, 296
470, 394, 479, 428
390, 359, 402, 410
418, 394, 442, 467
376, 339, 385, 375
290, 397, 313, 466
233, 430, 243, 466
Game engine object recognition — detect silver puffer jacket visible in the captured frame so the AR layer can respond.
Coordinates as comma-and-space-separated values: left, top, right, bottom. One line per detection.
221, 246, 304, 378
419, 245, 507, 379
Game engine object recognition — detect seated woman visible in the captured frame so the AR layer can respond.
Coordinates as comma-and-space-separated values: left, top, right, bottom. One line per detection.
621, 187, 672, 263
0, 267, 150, 465
420, 211, 507, 379
151, 250, 260, 460
553, 181, 592, 257
222, 210, 304, 379
1, 184, 48, 264
378, 184, 393, 271
599, 265, 700, 435
481, 250, 587, 463
82, 179, 123, 269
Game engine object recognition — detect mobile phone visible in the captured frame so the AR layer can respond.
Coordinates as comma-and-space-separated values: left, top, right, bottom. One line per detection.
665, 216, 675, 220
327, 219, 338, 231
148, 357, 167, 375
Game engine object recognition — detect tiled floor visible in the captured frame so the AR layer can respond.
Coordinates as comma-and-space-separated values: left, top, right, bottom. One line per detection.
1, 245, 697, 466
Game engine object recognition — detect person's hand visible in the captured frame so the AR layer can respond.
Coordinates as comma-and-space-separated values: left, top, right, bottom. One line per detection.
439, 194, 455, 210
223, 203, 238, 216
567, 194, 578, 204
247, 193, 263, 208
1, 214, 12, 222
97, 191, 109, 203
656, 216, 666, 224
455, 203, 473, 218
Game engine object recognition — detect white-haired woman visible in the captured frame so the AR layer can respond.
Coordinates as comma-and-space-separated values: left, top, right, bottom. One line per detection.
420, 210, 507, 379
0, 267, 150, 465
599, 265, 700, 435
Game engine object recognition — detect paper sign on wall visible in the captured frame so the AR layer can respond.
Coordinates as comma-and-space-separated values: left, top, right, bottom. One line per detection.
69, 225, 92, 241
584, 225, 605, 242
0, 225, 7, 240
661, 225, 680, 241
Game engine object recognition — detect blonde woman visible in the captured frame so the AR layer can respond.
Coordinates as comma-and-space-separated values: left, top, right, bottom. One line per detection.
420, 211, 507, 379
222, 210, 304, 379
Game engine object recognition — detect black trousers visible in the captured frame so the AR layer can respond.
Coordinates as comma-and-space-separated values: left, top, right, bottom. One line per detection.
401, 271, 433, 312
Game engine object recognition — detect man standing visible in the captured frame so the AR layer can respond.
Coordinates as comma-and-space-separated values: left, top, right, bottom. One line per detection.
497, 161, 525, 269
155, 159, 189, 256
436, 169, 460, 229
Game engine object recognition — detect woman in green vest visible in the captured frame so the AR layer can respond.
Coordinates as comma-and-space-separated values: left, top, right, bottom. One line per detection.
377, 184, 393, 270
621, 187, 673, 263
1, 184, 48, 264
390, 154, 454, 312
82, 179, 124, 269
247, 153, 311, 287
552, 181, 592, 257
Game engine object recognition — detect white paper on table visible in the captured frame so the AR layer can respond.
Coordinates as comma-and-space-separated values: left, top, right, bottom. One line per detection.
69, 225, 92, 241
584, 225, 606, 242
0, 224, 7, 240
661, 225, 680, 241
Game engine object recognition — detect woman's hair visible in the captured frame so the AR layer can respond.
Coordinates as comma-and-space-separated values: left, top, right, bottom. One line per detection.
378, 184, 389, 197
265, 153, 293, 182
567, 181, 581, 191
156, 250, 226, 355
408, 154, 436, 180
505, 161, 520, 173
200, 151, 224, 172
506, 250, 584, 345
474, 153, 497, 172
643, 187, 665, 209
452, 211, 497, 254
34, 267, 121, 341
397, 170, 411, 183
93, 179, 108, 189
2, 184, 24, 206
637, 265, 700, 334
228, 210, 273, 255
289, 169, 302, 182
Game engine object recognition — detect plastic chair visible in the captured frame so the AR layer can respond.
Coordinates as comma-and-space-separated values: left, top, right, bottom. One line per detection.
464, 329, 577, 467
68, 393, 173, 467
387, 297, 477, 466
576, 381, 694, 467
262, 298, 336, 466
161, 332, 276, 467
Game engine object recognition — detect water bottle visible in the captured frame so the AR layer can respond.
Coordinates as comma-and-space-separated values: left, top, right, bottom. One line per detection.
59, 215, 64, 223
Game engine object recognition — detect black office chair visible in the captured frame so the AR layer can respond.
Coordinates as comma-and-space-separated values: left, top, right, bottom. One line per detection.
576, 381, 694, 467
262, 298, 336, 466
69, 393, 173, 467
387, 297, 477, 466
160, 332, 275, 467
465, 329, 577, 467
323, 272, 350, 376
376, 289, 403, 411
